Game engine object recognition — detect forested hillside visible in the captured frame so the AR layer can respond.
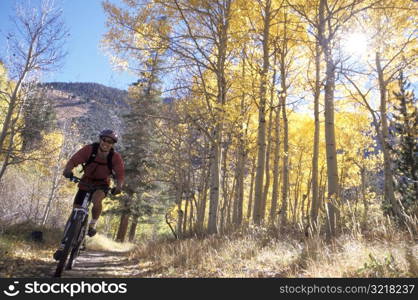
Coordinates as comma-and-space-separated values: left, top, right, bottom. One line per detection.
41, 82, 129, 143
43, 82, 128, 107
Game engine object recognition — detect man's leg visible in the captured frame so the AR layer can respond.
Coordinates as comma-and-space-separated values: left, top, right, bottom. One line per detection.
87, 190, 106, 237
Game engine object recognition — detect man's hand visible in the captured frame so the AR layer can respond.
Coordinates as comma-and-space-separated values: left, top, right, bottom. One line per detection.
63, 169, 73, 179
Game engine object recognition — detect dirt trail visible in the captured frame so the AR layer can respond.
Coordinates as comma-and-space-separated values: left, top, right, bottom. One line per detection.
49, 250, 141, 278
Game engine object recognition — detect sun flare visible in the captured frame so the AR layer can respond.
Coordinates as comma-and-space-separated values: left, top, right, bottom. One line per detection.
342, 32, 369, 56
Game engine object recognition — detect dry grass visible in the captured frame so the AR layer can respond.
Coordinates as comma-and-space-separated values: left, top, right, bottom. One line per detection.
0, 222, 134, 277
130, 220, 418, 278
0, 222, 62, 277
86, 233, 135, 253
1, 214, 416, 278
297, 236, 416, 277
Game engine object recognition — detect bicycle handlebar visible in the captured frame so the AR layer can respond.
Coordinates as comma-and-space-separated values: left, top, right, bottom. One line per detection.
68, 175, 120, 195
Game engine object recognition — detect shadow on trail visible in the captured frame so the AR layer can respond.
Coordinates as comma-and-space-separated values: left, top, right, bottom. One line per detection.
1, 249, 157, 278
0, 257, 56, 278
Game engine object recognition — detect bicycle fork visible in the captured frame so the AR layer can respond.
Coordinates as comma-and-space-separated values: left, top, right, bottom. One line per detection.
61, 192, 91, 246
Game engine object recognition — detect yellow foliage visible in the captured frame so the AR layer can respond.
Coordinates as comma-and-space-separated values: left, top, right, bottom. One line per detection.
18, 130, 65, 177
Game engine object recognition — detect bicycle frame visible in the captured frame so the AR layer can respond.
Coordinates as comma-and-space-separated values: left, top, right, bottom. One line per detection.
61, 179, 94, 249
64, 190, 92, 268
63, 193, 90, 237
54, 176, 109, 277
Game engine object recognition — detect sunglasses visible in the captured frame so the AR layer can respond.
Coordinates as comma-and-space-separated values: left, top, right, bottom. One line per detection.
101, 137, 115, 144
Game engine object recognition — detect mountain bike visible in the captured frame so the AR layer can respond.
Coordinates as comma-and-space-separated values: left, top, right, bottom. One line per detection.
53, 176, 117, 277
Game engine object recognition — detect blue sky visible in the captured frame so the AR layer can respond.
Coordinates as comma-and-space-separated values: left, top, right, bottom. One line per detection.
0, 0, 137, 90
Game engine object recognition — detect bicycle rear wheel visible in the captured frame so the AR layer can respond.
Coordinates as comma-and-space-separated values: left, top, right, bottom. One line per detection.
54, 214, 82, 277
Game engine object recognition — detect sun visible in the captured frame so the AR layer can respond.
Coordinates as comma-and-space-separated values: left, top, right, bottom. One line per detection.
341, 32, 369, 57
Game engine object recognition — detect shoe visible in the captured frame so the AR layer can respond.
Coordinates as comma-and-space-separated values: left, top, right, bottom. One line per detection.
87, 227, 97, 237
53, 248, 63, 261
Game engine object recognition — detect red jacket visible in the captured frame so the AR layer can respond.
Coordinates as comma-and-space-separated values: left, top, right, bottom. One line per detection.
66, 144, 125, 189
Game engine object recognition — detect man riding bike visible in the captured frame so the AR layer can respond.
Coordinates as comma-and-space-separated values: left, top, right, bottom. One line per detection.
53, 129, 125, 260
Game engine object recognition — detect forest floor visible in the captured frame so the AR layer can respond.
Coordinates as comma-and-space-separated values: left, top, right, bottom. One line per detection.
52, 250, 139, 278
0, 248, 138, 278
1, 221, 417, 278
0, 223, 139, 278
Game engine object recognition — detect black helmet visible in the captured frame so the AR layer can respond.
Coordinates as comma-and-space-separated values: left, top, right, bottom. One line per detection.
99, 129, 118, 143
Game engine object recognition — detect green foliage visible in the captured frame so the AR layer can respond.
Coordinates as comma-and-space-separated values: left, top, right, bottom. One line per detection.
354, 253, 403, 277
111, 51, 169, 233
388, 72, 418, 216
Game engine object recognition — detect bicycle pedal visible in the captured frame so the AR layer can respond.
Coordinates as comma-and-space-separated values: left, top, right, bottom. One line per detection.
87, 227, 97, 237
53, 249, 63, 261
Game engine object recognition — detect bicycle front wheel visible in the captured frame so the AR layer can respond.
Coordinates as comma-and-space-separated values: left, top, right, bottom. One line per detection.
54, 214, 82, 277
66, 217, 88, 270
